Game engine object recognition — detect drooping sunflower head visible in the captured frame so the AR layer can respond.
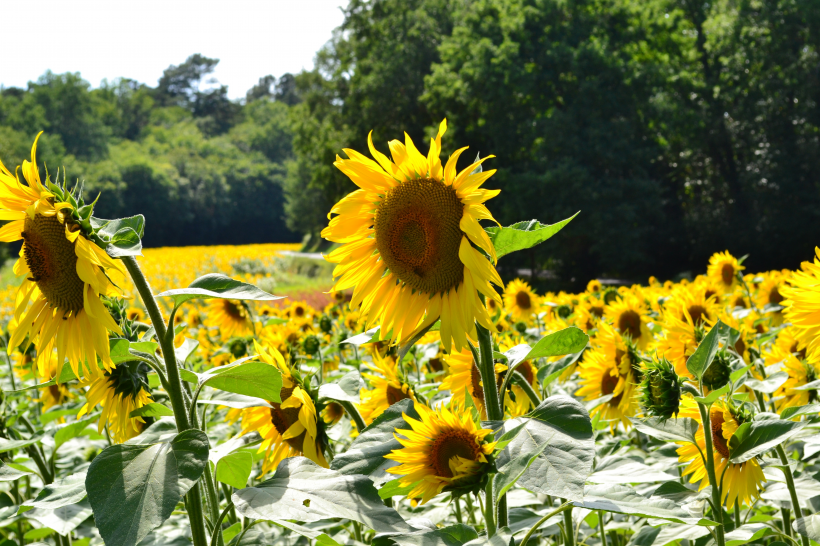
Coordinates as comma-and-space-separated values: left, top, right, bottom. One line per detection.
707, 251, 745, 292
79, 361, 154, 443
386, 401, 496, 504
2, 134, 125, 380
503, 279, 540, 323
439, 348, 506, 419
639, 357, 682, 420
359, 353, 416, 424
322, 120, 504, 353
205, 299, 252, 339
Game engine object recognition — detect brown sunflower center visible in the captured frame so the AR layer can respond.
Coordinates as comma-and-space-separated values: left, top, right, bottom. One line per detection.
516, 361, 535, 385
224, 300, 244, 319
618, 310, 642, 340
324, 401, 344, 422
48, 384, 62, 401
710, 409, 730, 458
769, 286, 784, 305
515, 291, 532, 310
269, 386, 306, 451
22, 214, 85, 314
721, 263, 735, 286
430, 428, 481, 478
375, 177, 464, 295
687, 305, 706, 325
590, 306, 604, 318
294, 305, 305, 318
386, 383, 411, 405
601, 371, 623, 406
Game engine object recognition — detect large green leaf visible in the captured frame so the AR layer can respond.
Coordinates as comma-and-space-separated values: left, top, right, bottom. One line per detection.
536, 350, 585, 386
723, 523, 770, 546
157, 273, 282, 306
686, 319, 727, 381
587, 459, 677, 484
91, 215, 145, 258
743, 372, 788, 394
0, 461, 32, 482
485, 214, 578, 260
575, 484, 715, 525
331, 399, 420, 485
494, 396, 593, 501
0, 433, 45, 454
24, 473, 87, 510
318, 370, 363, 404
25, 500, 93, 536
493, 440, 550, 502
729, 419, 808, 464
216, 451, 253, 490
232, 457, 411, 533
373, 524, 479, 546
629, 417, 698, 444
125, 418, 178, 445
54, 414, 99, 449
199, 358, 283, 403
86, 429, 209, 546
794, 514, 820, 541
503, 328, 589, 369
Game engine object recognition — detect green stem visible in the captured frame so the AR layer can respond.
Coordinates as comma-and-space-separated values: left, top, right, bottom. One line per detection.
484, 478, 496, 538
734, 499, 740, 529
777, 444, 808, 546
697, 402, 726, 546
465, 494, 477, 524
352, 521, 363, 543
203, 464, 221, 534
337, 400, 367, 432
122, 256, 209, 546
520, 501, 573, 546
598, 511, 608, 546
512, 371, 542, 407
221, 483, 238, 524
781, 508, 792, 537
453, 496, 463, 524
562, 498, 574, 546
209, 502, 233, 546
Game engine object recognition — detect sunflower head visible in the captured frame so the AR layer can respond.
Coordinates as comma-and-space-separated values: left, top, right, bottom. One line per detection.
386, 402, 496, 504
302, 334, 321, 356
322, 119, 504, 353
707, 251, 745, 292
639, 357, 682, 420
701, 351, 732, 391
504, 279, 540, 323
319, 315, 333, 334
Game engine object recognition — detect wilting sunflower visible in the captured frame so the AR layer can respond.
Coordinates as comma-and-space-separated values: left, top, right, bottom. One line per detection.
322, 119, 503, 353
781, 250, 820, 360
386, 401, 496, 504
707, 251, 745, 293
676, 397, 765, 507
233, 342, 327, 473
439, 348, 506, 418
205, 299, 253, 339
78, 361, 153, 443
603, 292, 652, 350
359, 354, 416, 423
768, 347, 819, 410
1, 135, 124, 380
503, 279, 540, 323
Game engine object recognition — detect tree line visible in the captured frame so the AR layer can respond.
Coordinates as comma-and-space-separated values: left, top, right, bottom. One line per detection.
1, 0, 818, 286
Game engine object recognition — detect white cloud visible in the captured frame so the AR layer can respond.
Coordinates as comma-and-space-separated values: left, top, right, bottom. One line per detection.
1, 0, 345, 99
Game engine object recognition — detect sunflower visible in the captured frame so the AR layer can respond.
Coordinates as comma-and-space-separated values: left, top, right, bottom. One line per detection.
656, 311, 700, 378
707, 251, 745, 293
603, 292, 652, 350
205, 299, 252, 339
321, 402, 346, 426
32, 351, 74, 411
359, 354, 416, 423
676, 397, 765, 507
767, 347, 819, 411
78, 362, 154, 443
503, 279, 540, 323
664, 283, 719, 327
574, 296, 604, 333
322, 119, 503, 353
1, 135, 124, 380
774, 326, 806, 359
781, 252, 820, 361
233, 342, 327, 473
386, 401, 496, 504
125, 307, 145, 322
439, 348, 506, 418
575, 347, 639, 429
587, 279, 602, 294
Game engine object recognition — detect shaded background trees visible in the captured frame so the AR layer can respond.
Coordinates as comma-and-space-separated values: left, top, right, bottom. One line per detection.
0, 0, 818, 288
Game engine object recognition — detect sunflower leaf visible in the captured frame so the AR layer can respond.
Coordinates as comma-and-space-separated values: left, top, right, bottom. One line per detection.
485, 213, 579, 260
743, 372, 789, 394
729, 419, 808, 464
216, 451, 253, 490
129, 403, 174, 419
794, 514, 820, 541
86, 429, 209, 546
686, 319, 728, 382
199, 357, 282, 403
232, 457, 411, 533
629, 416, 699, 444
157, 274, 282, 306
24, 472, 87, 510
575, 484, 716, 525
372, 523, 479, 546
0, 461, 33, 482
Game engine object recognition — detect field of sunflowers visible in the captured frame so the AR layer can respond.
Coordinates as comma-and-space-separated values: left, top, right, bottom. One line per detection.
0, 126, 818, 546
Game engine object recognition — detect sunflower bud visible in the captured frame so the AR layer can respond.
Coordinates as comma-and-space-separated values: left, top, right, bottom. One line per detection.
303, 335, 321, 356
702, 351, 732, 391
319, 315, 333, 334
229, 338, 248, 358
639, 357, 682, 420
514, 321, 527, 334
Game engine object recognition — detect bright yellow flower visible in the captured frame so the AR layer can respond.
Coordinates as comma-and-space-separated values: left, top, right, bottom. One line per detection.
676, 397, 765, 507
1, 135, 125, 380
603, 291, 652, 350
781, 249, 820, 360
664, 283, 719, 327
767, 346, 820, 411
576, 346, 639, 429
503, 279, 540, 323
359, 354, 416, 424
78, 363, 154, 443
386, 402, 496, 504
656, 311, 700, 379
205, 299, 252, 339
322, 119, 503, 353
439, 348, 506, 419
707, 251, 745, 293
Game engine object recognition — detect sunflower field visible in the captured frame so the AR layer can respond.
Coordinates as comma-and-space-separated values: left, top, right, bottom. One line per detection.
0, 125, 818, 546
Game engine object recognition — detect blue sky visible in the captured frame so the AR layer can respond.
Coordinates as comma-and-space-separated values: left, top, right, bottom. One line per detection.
2, 0, 346, 99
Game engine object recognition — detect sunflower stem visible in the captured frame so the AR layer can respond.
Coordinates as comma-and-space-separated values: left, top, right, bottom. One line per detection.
337, 400, 367, 432
512, 370, 542, 407
121, 255, 209, 546
209, 502, 233, 546
484, 477, 496, 538
476, 321, 505, 530
777, 444, 808, 546
598, 511, 608, 546
696, 401, 726, 546
562, 499, 574, 546
453, 495, 463, 524
520, 501, 573, 546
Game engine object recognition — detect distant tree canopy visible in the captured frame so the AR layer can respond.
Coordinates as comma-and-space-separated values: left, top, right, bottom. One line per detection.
1, 0, 819, 286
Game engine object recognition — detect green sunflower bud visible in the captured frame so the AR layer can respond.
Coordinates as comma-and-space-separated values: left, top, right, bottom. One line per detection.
303, 335, 321, 356
639, 357, 682, 420
702, 351, 732, 391
319, 315, 333, 334
603, 287, 620, 305
229, 338, 248, 358
514, 321, 527, 334
556, 304, 572, 319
